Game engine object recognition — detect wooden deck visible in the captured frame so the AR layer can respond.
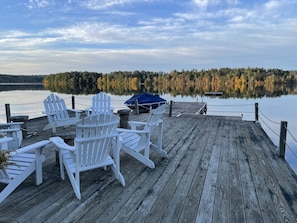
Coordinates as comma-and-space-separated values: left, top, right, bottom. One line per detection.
1, 102, 297, 223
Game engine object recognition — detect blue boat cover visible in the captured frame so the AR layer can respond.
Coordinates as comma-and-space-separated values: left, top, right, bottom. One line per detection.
125, 93, 166, 105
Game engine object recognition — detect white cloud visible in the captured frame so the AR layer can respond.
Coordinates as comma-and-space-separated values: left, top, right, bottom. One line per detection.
81, 0, 137, 10
26, 0, 51, 9
264, 0, 282, 10
192, 0, 220, 9
1, 0, 297, 74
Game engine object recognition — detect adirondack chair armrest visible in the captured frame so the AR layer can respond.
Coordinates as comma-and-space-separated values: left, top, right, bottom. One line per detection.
67, 108, 82, 119
117, 128, 149, 134
68, 108, 82, 113
128, 121, 147, 130
84, 106, 92, 115
49, 137, 75, 151
13, 140, 50, 154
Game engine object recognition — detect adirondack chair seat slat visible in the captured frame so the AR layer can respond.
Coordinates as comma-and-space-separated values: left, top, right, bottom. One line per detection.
119, 132, 142, 151
0, 140, 50, 203
5, 161, 35, 180
9, 153, 36, 162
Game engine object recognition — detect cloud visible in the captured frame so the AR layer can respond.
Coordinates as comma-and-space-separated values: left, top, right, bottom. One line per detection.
80, 0, 138, 10
1, 0, 297, 74
26, 0, 51, 9
264, 0, 282, 10
192, 0, 220, 10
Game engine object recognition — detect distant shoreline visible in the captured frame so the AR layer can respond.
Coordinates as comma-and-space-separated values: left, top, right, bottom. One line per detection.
0, 83, 43, 85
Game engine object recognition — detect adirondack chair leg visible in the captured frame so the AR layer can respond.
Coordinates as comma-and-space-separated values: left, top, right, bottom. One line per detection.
110, 163, 125, 186
150, 122, 168, 158
111, 138, 125, 186
35, 148, 45, 185
59, 151, 65, 180
65, 166, 81, 200
122, 146, 155, 169
74, 168, 81, 199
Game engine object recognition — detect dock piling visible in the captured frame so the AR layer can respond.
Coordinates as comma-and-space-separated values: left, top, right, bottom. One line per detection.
255, 103, 259, 122
278, 121, 288, 158
5, 104, 11, 123
72, 95, 75, 109
169, 100, 173, 117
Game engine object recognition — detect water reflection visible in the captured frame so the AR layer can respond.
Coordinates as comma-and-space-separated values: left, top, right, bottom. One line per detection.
0, 85, 296, 174
0, 83, 44, 91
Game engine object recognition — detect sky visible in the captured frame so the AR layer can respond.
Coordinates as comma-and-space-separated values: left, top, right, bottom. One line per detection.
0, 0, 296, 75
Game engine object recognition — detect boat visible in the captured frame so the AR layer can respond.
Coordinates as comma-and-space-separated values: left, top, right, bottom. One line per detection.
124, 93, 167, 113
204, 91, 223, 96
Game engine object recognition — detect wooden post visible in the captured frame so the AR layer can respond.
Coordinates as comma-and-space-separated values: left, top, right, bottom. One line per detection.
278, 121, 288, 158
169, 100, 173, 117
72, 95, 75, 109
135, 99, 139, 115
255, 103, 259, 122
5, 104, 11, 123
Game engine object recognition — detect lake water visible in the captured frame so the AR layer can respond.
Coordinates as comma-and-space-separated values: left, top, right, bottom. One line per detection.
0, 89, 296, 174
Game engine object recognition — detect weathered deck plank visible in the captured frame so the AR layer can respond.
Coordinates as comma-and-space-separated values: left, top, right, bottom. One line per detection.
1, 103, 297, 223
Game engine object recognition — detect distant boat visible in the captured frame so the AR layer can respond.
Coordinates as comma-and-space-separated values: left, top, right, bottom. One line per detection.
125, 93, 167, 113
204, 92, 223, 96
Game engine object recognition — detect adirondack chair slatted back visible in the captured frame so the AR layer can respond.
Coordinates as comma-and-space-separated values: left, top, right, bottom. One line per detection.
146, 104, 168, 129
75, 114, 119, 169
44, 94, 70, 122
138, 104, 167, 146
91, 92, 112, 115
49, 113, 124, 199
0, 123, 23, 150
118, 104, 167, 168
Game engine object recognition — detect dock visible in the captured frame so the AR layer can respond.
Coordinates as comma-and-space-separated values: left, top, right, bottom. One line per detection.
1, 102, 297, 222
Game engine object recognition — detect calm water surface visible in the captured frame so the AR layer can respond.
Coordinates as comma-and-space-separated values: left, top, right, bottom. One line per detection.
0, 89, 296, 174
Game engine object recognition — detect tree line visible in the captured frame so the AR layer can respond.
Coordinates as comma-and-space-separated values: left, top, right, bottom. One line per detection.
42, 71, 102, 94
96, 68, 297, 97
3, 68, 297, 98
0, 74, 45, 83
42, 68, 297, 97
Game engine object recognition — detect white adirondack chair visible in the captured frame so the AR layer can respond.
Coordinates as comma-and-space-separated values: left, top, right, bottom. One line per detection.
117, 104, 168, 169
0, 140, 50, 203
43, 94, 82, 133
0, 137, 13, 151
85, 92, 114, 116
0, 122, 23, 150
49, 113, 125, 200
